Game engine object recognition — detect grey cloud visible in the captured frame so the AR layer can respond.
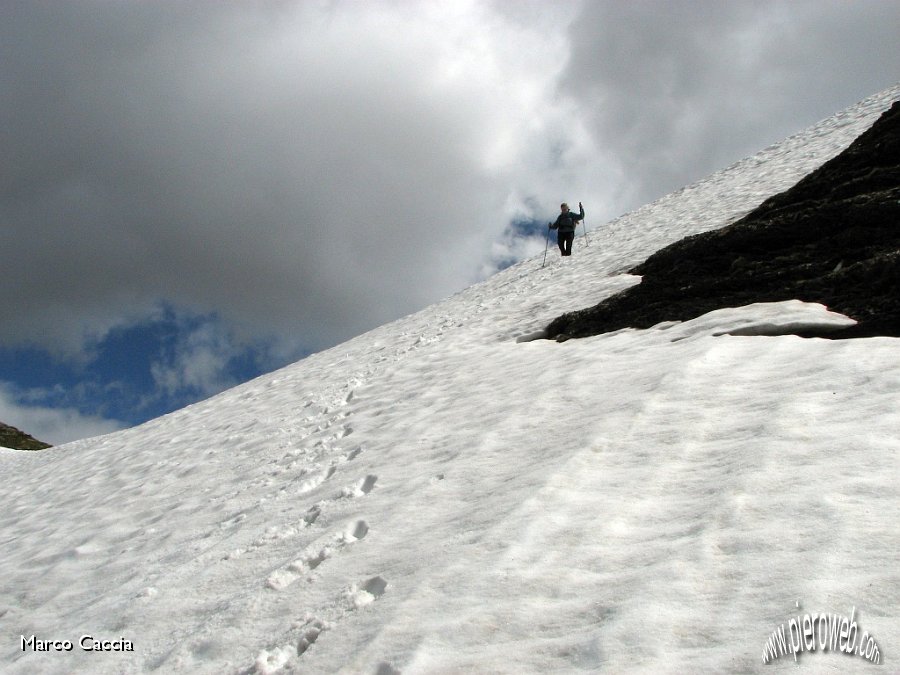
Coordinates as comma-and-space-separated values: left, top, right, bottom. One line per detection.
2, 1, 573, 357
561, 0, 900, 211
2, 0, 898, 367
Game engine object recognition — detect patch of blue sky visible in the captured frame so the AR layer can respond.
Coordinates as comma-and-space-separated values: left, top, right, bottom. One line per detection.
489, 217, 550, 272
509, 217, 550, 239
0, 305, 285, 429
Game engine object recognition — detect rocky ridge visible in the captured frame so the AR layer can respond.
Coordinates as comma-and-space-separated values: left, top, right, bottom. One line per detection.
0, 422, 51, 451
547, 99, 900, 340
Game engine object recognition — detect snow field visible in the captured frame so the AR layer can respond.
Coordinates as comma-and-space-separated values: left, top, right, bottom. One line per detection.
1, 84, 898, 673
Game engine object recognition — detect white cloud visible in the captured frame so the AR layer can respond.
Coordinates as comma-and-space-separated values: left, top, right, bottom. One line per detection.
150, 320, 240, 399
0, 384, 124, 447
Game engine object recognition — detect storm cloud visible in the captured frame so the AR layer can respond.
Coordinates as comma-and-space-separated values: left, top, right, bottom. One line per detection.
2, 1, 898, 436
562, 0, 900, 207
3, 1, 576, 356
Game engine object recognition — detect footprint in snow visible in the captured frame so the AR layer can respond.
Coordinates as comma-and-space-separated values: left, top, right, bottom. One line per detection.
296, 465, 337, 494
346, 519, 369, 540
302, 504, 321, 526
256, 578, 388, 669
296, 616, 327, 656
346, 575, 388, 608
339, 474, 377, 499
254, 582, 398, 672
256, 576, 390, 664
295, 446, 362, 495
227, 503, 324, 561
265, 520, 369, 590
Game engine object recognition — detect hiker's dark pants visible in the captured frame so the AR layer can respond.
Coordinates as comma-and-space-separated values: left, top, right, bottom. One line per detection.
558, 230, 575, 256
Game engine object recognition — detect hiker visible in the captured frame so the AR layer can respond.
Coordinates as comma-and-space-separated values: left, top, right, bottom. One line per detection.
549, 202, 584, 256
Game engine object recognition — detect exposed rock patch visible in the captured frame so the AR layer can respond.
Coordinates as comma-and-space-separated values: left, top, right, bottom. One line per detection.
0, 422, 52, 451
547, 100, 900, 340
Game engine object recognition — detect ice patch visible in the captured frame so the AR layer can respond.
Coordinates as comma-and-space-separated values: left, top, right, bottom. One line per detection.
665, 300, 856, 341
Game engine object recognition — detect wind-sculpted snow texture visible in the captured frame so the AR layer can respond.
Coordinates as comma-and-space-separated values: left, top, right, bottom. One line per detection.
548, 97, 900, 341
1, 85, 898, 674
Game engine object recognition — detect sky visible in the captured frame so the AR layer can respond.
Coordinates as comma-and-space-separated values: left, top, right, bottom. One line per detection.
2, 0, 899, 444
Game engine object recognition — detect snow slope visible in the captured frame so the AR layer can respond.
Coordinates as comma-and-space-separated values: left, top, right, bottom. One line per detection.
2, 85, 899, 674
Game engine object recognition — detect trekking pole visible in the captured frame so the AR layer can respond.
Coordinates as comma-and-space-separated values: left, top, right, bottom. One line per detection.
580, 203, 589, 246
542, 223, 551, 268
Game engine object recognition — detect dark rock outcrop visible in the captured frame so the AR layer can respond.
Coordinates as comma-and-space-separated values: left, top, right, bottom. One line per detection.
547, 99, 900, 340
0, 422, 52, 451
